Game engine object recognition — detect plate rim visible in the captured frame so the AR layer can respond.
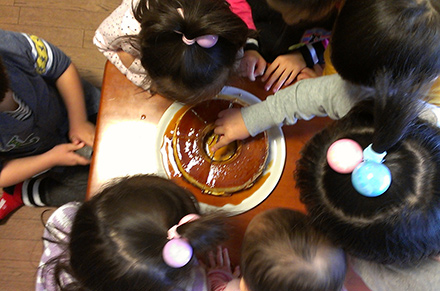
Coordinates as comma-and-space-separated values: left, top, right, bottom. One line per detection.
155, 86, 286, 215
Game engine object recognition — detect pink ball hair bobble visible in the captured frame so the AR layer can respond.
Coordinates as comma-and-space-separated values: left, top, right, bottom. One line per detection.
163, 213, 200, 268
175, 8, 218, 48
327, 139, 363, 173
194, 35, 218, 48
162, 238, 193, 268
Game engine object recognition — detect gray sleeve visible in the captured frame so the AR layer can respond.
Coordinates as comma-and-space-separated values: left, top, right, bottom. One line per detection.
241, 74, 361, 136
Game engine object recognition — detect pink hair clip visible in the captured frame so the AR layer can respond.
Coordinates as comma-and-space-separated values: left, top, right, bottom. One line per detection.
163, 213, 200, 268
175, 8, 219, 48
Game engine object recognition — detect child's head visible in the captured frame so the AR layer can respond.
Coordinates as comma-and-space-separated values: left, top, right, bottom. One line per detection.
54, 175, 228, 290
296, 73, 440, 265
265, 0, 340, 26
331, 0, 440, 87
0, 56, 9, 103
240, 208, 347, 291
134, 0, 249, 104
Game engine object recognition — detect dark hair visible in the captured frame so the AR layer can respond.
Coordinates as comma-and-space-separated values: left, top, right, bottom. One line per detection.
133, 0, 249, 104
268, 0, 340, 16
296, 73, 440, 265
240, 208, 347, 291
41, 175, 229, 291
332, 0, 440, 87
0, 56, 9, 103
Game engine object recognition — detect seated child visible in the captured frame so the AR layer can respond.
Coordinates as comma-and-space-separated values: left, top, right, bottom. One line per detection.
296, 73, 440, 290
206, 208, 347, 291
0, 29, 100, 220
94, 0, 249, 104
211, 0, 440, 151
36, 174, 231, 291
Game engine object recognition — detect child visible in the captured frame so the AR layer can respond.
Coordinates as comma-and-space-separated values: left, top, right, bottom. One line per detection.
239, 0, 339, 92
93, 0, 249, 104
36, 174, 231, 291
211, 0, 440, 152
296, 73, 440, 290
206, 208, 347, 291
0, 29, 100, 220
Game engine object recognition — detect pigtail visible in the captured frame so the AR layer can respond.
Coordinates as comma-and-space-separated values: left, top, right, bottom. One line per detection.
370, 70, 424, 153
177, 212, 229, 255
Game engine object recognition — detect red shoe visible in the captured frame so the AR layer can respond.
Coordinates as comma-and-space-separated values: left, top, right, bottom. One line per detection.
0, 183, 24, 220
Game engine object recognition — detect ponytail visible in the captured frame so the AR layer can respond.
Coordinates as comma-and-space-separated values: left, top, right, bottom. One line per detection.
371, 70, 425, 153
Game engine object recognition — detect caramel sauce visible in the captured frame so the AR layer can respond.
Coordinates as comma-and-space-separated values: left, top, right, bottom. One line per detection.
159, 104, 271, 207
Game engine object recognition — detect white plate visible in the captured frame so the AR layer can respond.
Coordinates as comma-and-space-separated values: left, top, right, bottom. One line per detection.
156, 86, 286, 215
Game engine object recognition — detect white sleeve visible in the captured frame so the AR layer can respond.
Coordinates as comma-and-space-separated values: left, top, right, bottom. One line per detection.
93, 0, 149, 88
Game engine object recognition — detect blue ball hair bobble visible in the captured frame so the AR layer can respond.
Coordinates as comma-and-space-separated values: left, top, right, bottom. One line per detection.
327, 141, 392, 197
351, 144, 391, 197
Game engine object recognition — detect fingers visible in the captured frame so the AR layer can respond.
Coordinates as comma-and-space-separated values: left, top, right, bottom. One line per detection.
222, 247, 230, 267
208, 250, 216, 267
246, 62, 257, 82
233, 266, 241, 277
70, 141, 85, 151
216, 246, 224, 266
210, 135, 230, 153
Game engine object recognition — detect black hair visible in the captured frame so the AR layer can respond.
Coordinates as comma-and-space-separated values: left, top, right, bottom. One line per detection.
296, 72, 440, 265
241, 208, 347, 291
268, 0, 340, 16
40, 175, 229, 291
332, 0, 440, 87
0, 55, 9, 103
133, 0, 249, 104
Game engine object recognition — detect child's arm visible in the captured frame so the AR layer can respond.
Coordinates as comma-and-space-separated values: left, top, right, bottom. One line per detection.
0, 143, 90, 188
214, 74, 440, 151
93, 0, 147, 88
213, 74, 359, 151
55, 64, 95, 146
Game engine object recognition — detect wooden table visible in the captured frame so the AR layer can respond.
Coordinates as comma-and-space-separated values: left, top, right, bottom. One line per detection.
87, 62, 370, 290
87, 61, 331, 262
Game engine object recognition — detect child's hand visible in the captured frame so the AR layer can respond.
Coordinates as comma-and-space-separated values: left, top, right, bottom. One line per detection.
239, 50, 266, 81
297, 64, 324, 81
212, 108, 250, 152
262, 51, 306, 92
206, 246, 240, 277
45, 143, 91, 166
69, 121, 96, 147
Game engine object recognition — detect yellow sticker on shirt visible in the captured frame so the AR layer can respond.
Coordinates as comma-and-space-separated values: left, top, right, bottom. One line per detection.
29, 35, 48, 75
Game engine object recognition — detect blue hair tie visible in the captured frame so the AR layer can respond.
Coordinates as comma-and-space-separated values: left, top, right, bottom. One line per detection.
327, 141, 392, 197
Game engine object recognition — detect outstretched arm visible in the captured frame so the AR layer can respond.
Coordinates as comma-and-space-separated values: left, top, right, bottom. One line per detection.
213, 74, 361, 151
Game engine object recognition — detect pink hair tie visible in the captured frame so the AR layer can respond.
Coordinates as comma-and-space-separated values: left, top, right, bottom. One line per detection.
175, 8, 219, 48
163, 214, 201, 268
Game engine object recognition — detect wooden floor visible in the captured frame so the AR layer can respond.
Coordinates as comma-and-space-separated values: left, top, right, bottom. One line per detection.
0, 0, 120, 290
